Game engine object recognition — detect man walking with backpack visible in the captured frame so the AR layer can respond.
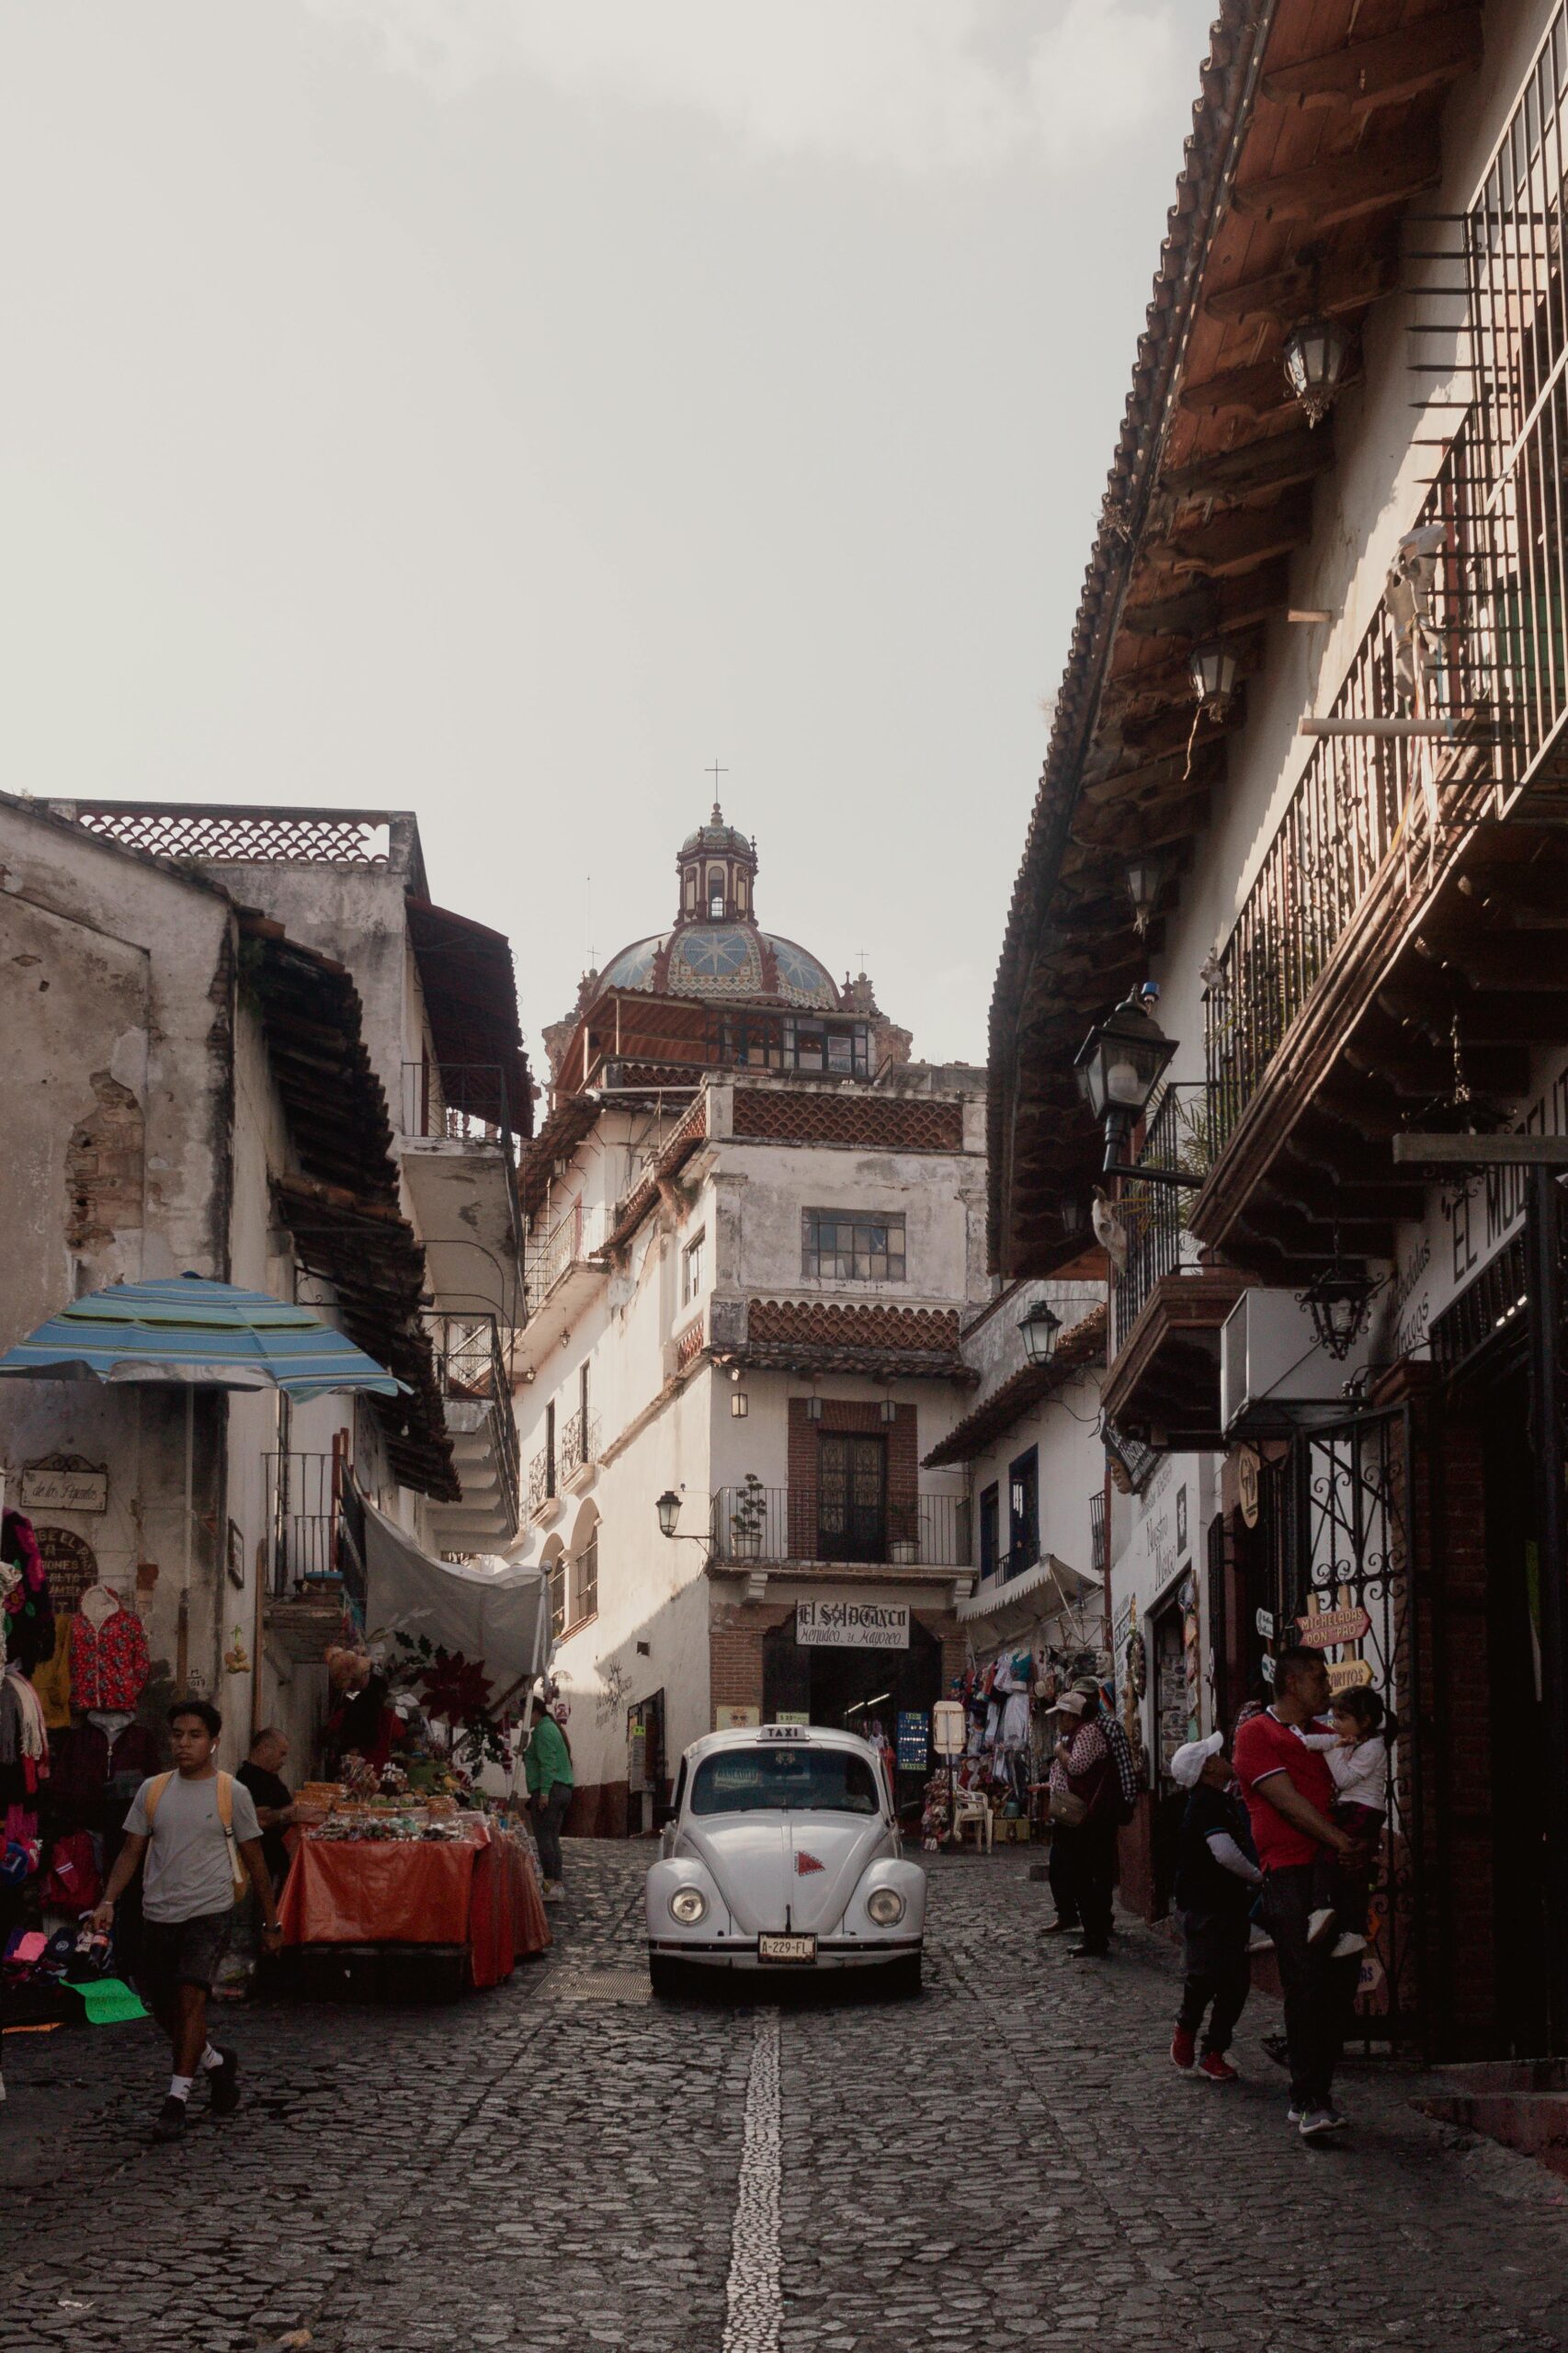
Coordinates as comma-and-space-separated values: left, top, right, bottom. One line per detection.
91, 1699, 281, 2143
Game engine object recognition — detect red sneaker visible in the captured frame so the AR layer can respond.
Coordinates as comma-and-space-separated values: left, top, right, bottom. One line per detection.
1170, 2028, 1196, 2071
1199, 2051, 1239, 2085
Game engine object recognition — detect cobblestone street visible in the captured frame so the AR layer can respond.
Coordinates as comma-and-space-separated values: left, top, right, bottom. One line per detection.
6, 1845, 1568, 2353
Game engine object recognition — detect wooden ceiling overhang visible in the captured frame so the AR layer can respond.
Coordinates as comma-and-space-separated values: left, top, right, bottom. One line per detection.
1098, 1267, 1256, 1449
989, 0, 1485, 1282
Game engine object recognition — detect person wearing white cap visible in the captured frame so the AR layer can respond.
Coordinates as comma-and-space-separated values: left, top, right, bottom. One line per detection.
1169, 1733, 1261, 2085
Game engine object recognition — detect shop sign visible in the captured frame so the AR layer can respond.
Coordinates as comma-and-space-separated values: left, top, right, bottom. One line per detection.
1236, 1447, 1260, 1529
931, 1699, 966, 1756
716, 1704, 760, 1730
1358, 1952, 1385, 1995
1296, 1605, 1372, 1649
21, 1456, 108, 1514
795, 1598, 909, 1650
32, 1527, 97, 1608
1259, 1654, 1277, 1685
1326, 1658, 1374, 1695
1255, 1608, 1275, 1639
896, 1711, 928, 1772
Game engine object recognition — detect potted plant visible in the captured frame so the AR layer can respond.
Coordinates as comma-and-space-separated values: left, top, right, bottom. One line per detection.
730, 1474, 767, 1561
888, 1501, 919, 1564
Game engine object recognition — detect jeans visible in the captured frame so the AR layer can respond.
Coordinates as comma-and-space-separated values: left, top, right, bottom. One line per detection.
1047, 1825, 1080, 1927
1176, 1908, 1251, 2054
1262, 1862, 1360, 2109
533, 1784, 571, 1882
1074, 1819, 1118, 1949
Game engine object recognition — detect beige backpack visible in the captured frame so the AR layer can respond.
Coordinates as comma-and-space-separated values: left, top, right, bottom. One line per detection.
143, 1770, 248, 1903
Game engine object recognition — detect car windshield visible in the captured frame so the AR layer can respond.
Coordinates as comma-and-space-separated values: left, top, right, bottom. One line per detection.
689, 1747, 881, 1816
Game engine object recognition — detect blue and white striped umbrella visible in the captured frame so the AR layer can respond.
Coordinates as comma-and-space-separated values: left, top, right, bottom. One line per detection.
0, 1273, 403, 1397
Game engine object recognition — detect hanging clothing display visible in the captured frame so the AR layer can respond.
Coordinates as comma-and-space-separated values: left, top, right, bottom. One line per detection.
69, 1591, 149, 1713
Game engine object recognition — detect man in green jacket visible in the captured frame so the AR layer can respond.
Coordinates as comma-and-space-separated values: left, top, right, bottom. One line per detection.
524, 1701, 574, 1902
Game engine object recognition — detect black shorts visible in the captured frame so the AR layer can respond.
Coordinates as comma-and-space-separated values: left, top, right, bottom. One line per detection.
138, 1909, 233, 2002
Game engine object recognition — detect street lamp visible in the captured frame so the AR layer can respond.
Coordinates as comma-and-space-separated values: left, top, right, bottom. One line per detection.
1187, 641, 1240, 719
1074, 987, 1179, 1172
655, 1489, 682, 1539
731, 1389, 749, 1417
1282, 315, 1350, 427
1297, 1266, 1379, 1361
1018, 1299, 1062, 1368
1123, 851, 1168, 938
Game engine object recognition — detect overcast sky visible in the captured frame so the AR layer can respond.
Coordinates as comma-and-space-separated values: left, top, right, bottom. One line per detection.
2, 2, 1215, 1074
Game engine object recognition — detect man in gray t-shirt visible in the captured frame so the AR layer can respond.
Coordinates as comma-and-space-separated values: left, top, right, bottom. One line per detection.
93, 1699, 281, 2143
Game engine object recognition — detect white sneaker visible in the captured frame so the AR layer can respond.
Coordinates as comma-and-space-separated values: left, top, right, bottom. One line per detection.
542, 1881, 565, 1904
1331, 1931, 1367, 1959
1306, 1907, 1336, 1948
1299, 2107, 1348, 2139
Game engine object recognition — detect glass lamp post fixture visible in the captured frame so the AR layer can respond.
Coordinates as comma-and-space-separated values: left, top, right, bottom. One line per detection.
655, 1489, 683, 1539
1282, 315, 1350, 427
1187, 641, 1240, 720
1074, 986, 1179, 1174
1018, 1299, 1062, 1367
1124, 851, 1167, 938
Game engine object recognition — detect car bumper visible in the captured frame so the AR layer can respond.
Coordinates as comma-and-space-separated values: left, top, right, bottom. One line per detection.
648, 1936, 922, 1971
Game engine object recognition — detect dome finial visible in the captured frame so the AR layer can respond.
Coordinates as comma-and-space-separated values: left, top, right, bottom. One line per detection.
711, 800, 723, 824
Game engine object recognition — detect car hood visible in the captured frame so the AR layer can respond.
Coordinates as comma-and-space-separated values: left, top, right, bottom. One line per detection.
682, 1812, 892, 1934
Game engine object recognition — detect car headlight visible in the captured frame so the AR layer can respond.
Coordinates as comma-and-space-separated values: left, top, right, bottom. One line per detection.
668, 1886, 708, 1926
867, 1886, 904, 1926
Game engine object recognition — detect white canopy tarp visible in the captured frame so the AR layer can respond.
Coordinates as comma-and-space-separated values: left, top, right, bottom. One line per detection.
957, 1552, 1104, 1647
362, 1496, 550, 1696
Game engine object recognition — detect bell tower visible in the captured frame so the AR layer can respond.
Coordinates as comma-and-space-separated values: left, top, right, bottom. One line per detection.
675, 803, 759, 929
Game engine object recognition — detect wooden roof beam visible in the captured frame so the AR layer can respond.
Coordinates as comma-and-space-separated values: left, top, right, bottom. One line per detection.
1260, 10, 1483, 118
1159, 429, 1334, 504
1204, 249, 1397, 330
1156, 487, 1315, 580
1233, 131, 1443, 227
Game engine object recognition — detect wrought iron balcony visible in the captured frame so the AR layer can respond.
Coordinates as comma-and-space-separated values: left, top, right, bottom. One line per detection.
560, 1406, 600, 1482
263, 1451, 367, 1607
400, 1061, 517, 1147
421, 1311, 520, 1540
528, 1447, 556, 1516
710, 1485, 967, 1568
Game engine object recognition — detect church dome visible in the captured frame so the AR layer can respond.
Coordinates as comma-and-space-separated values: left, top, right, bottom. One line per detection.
595, 804, 843, 1011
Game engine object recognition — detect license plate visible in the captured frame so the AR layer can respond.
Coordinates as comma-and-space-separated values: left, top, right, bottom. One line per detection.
757, 1933, 816, 1963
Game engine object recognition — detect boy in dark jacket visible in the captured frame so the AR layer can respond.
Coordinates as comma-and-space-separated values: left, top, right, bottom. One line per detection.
1169, 1732, 1261, 2085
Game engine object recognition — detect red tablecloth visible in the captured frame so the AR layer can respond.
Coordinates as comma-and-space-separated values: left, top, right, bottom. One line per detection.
280, 1817, 551, 1987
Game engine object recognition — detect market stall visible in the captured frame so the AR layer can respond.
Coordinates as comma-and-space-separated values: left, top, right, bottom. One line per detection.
274, 1499, 553, 1996
278, 1795, 548, 1993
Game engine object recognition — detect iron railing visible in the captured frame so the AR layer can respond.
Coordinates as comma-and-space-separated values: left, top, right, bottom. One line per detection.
400, 1061, 517, 1145
528, 1446, 555, 1516
1112, 1084, 1213, 1356
1206, 17, 1568, 1145
1089, 1489, 1107, 1581
263, 1451, 366, 1606
560, 1407, 600, 1481
710, 1485, 966, 1567
524, 1199, 607, 1305
421, 1311, 520, 1536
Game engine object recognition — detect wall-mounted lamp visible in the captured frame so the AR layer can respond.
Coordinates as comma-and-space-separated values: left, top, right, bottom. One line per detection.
1123, 851, 1168, 938
731, 1389, 750, 1417
804, 1392, 823, 1423
1018, 1299, 1062, 1368
880, 1394, 897, 1425
655, 1489, 683, 1539
1282, 314, 1350, 428
1187, 640, 1240, 720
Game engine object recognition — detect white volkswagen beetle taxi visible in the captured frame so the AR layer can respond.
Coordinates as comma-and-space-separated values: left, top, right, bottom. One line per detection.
645, 1723, 926, 1995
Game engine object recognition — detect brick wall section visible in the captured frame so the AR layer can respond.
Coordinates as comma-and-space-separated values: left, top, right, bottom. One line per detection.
732, 1090, 963, 1152
64, 1072, 144, 1254
751, 1300, 960, 1353
787, 1397, 918, 1555
710, 1594, 964, 1719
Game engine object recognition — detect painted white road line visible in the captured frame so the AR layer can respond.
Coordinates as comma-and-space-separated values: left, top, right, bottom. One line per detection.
721, 2008, 783, 2353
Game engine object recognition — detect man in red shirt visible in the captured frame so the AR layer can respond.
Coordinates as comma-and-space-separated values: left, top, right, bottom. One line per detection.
1233, 1646, 1367, 2140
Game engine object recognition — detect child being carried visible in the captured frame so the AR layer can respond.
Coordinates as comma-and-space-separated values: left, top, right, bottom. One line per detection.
1297, 1685, 1395, 1960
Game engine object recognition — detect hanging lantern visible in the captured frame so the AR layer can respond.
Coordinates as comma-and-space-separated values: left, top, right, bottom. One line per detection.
804, 1392, 823, 1423
1018, 1299, 1062, 1368
1282, 315, 1350, 427
731, 1389, 749, 1417
1187, 640, 1239, 719
881, 1394, 897, 1425
655, 1489, 682, 1539
1296, 1267, 1377, 1361
1123, 851, 1168, 938
1074, 989, 1178, 1170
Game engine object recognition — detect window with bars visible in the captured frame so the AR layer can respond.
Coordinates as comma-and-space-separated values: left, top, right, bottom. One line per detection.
801, 1210, 906, 1282
548, 1552, 567, 1641
682, 1232, 705, 1306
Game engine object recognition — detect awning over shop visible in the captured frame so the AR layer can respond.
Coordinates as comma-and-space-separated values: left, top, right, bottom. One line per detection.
958, 1553, 1103, 1647
362, 1497, 549, 1695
